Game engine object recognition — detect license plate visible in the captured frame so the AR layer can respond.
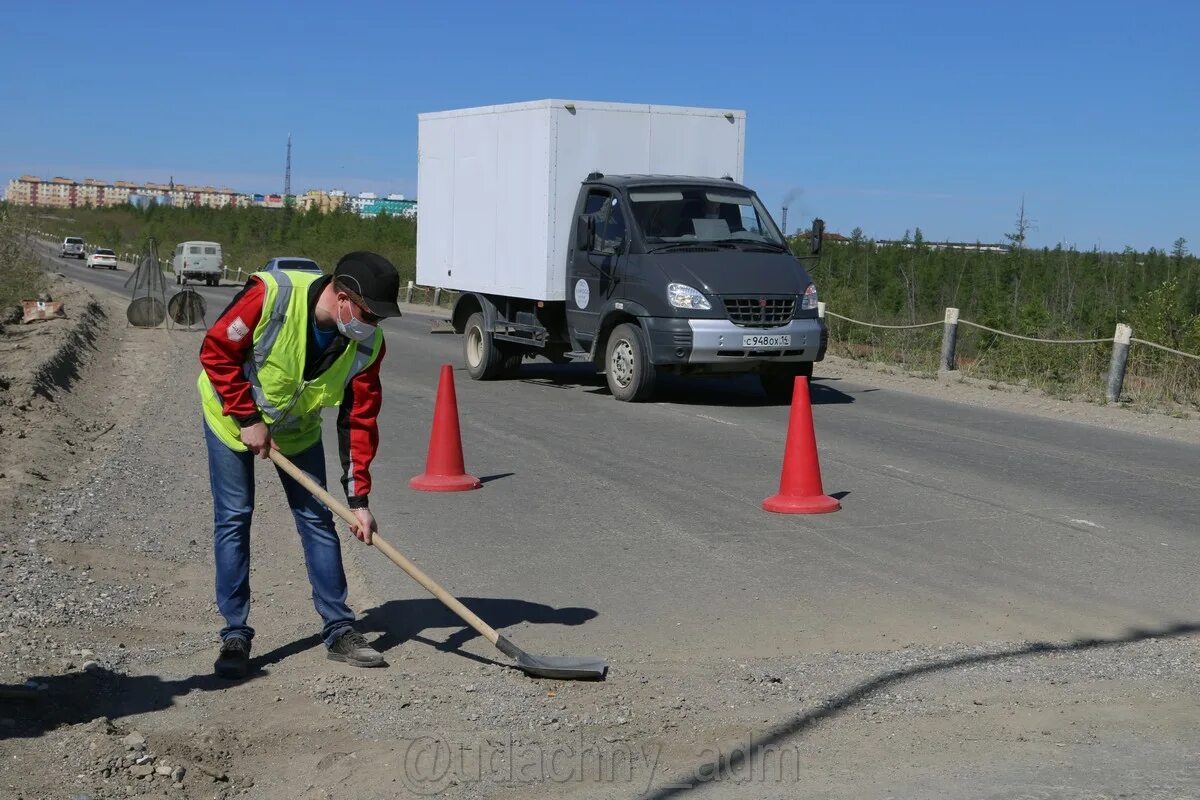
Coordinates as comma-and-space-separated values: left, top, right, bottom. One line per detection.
742, 334, 791, 348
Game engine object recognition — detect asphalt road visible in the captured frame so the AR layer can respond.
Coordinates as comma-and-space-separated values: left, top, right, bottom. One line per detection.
42, 241, 1200, 656
35, 240, 242, 322
350, 311, 1200, 667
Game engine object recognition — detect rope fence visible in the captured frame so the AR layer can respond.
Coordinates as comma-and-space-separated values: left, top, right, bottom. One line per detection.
956, 319, 1110, 345
819, 302, 1200, 404
1128, 338, 1200, 361
824, 311, 941, 330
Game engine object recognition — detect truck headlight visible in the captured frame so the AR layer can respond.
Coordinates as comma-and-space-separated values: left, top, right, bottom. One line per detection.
800, 283, 818, 311
667, 283, 711, 310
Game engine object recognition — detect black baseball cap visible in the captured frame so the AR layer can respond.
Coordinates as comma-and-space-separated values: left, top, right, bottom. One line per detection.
333, 251, 402, 318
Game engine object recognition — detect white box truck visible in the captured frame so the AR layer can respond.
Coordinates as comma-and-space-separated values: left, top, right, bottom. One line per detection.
417, 99, 826, 402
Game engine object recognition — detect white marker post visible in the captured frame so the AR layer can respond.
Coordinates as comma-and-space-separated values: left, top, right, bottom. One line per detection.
1106, 323, 1132, 403
940, 307, 960, 373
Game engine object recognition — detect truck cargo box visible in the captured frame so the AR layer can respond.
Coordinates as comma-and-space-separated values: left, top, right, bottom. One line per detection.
416, 99, 746, 302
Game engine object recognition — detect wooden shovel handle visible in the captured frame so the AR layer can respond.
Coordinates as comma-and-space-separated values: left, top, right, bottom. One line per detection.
267, 448, 500, 646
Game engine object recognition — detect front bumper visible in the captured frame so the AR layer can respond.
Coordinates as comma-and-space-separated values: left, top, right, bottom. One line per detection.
643, 316, 827, 365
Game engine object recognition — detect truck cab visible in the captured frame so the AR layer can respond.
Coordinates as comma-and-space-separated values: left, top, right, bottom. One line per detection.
454, 175, 826, 402
562, 174, 824, 400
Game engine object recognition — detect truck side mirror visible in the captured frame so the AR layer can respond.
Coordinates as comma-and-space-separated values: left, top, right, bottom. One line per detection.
810, 218, 825, 256
577, 215, 595, 251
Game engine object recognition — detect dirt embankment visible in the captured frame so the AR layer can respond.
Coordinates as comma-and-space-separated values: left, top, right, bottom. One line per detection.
0, 277, 111, 518
0, 274, 319, 799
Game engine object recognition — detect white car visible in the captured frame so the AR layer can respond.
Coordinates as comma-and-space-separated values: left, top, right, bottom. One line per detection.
86, 248, 118, 270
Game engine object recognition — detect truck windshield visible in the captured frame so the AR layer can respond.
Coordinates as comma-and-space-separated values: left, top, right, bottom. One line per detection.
629, 187, 786, 248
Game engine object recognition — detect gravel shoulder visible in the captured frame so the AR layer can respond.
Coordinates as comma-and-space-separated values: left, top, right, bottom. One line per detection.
0, 280, 1197, 799
815, 355, 1200, 446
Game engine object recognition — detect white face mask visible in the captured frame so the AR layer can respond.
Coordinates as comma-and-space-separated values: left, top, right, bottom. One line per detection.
336, 299, 376, 342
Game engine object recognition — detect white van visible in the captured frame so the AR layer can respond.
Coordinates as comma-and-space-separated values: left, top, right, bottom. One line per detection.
172, 241, 224, 286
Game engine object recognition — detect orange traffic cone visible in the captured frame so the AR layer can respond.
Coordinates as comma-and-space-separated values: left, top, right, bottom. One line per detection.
409, 365, 482, 492
762, 376, 840, 514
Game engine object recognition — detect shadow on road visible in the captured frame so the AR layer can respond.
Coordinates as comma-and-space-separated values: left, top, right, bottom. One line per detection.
358, 596, 599, 659
638, 620, 1200, 799
515, 363, 855, 406
2, 634, 323, 741
650, 374, 855, 407
517, 362, 604, 391
3, 597, 599, 740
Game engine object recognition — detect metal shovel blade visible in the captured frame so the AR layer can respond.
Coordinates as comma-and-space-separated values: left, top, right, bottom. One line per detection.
496, 635, 608, 680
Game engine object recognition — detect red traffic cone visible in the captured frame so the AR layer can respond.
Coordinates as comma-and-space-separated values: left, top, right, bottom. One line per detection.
762, 376, 840, 514
409, 365, 482, 492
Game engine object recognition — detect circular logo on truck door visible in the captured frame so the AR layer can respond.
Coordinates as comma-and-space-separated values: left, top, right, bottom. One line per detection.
574, 279, 590, 309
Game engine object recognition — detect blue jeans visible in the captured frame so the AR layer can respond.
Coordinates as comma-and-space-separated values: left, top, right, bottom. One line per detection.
204, 422, 355, 647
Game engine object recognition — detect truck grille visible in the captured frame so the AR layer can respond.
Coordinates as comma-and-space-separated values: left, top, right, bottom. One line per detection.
722, 296, 795, 328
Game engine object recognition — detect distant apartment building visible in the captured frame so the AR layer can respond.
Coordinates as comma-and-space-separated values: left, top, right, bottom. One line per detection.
6, 175, 80, 208
297, 189, 415, 218
348, 192, 377, 215
359, 193, 417, 218
5, 174, 254, 210
297, 189, 347, 214
251, 193, 286, 209
6, 174, 415, 217
873, 239, 1011, 253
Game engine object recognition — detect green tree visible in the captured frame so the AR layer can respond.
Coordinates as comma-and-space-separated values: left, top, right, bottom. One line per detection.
1004, 197, 1035, 250
1172, 237, 1189, 263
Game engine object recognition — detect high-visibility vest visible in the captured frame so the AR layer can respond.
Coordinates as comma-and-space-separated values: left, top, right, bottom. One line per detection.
198, 270, 383, 454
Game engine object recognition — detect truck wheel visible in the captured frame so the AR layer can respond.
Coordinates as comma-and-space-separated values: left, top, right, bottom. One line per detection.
605, 323, 657, 402
464, 312, 504, 380
759, 362, 814, 403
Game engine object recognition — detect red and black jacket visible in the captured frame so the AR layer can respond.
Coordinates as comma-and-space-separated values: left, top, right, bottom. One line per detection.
200, 275, 385, 509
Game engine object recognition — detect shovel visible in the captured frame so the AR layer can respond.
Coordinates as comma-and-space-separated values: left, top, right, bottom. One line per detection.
268, 449, 608, 680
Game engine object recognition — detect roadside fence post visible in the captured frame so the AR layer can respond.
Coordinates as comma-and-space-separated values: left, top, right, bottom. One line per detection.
432, 287, 442, 307
1106, 323, 1132, 403
817, 301, 826, 319
406, 280, 414, 304
939, 307, 960, 373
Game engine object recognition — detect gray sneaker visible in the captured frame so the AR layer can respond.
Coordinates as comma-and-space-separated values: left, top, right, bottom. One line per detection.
327, 630, 386, 668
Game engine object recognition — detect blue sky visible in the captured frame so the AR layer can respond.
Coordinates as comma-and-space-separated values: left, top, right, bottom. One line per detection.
2, 1, 1196, 251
